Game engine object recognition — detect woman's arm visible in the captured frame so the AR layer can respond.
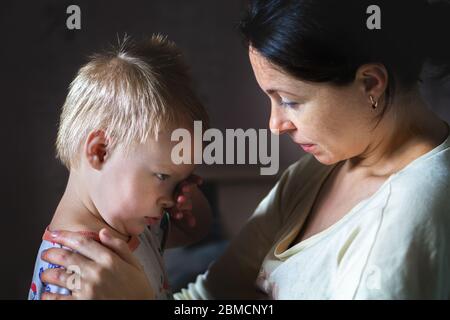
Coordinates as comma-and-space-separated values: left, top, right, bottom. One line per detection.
173, 157, 310, 299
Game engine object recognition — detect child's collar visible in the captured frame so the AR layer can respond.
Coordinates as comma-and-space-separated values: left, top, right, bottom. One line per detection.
43, 226, 140, 252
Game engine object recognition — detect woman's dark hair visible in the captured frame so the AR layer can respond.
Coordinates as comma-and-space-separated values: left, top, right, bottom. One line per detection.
239, 0, 450, 125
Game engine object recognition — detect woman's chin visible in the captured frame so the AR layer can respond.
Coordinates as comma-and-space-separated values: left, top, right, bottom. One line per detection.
311, 152, 340, 166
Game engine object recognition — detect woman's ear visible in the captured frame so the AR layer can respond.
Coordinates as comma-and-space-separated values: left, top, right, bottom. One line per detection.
84, 130, 109, 170
355, 63, 388, 101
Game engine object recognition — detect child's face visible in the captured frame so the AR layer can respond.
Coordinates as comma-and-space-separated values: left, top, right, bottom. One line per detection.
88, 129, 195, 236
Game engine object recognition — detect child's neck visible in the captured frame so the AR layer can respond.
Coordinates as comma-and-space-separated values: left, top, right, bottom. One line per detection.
49, 171, 131, 243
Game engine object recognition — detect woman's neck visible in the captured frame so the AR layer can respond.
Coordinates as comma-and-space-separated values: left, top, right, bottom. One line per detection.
345, 88, 449, 178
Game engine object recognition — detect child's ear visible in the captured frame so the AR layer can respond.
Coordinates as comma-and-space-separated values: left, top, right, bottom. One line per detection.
85, 130, 109, 170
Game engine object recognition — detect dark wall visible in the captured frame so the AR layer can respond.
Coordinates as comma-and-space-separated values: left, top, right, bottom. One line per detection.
0, 0, 294, 299
1, 1, 449, 299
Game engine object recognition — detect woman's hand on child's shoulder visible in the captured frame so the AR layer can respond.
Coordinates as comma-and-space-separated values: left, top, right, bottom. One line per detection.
40, 229, 155, 300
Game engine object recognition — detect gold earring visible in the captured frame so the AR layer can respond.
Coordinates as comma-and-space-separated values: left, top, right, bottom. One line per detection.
369, 95, 378, 109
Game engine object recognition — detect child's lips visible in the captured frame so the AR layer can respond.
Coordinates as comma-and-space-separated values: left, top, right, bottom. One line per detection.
145, 216, 162, 225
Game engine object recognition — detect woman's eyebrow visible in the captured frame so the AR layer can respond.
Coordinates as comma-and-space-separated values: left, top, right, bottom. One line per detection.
266, 88, 304, 98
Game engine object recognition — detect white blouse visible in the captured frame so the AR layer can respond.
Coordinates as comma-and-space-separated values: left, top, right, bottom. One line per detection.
175, 122, 450, 299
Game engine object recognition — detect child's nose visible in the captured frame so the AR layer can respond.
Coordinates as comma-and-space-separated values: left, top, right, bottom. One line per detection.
160, 197, 175, 209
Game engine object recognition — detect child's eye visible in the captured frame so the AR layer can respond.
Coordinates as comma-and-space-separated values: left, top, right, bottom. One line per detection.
155, 173, 170, 181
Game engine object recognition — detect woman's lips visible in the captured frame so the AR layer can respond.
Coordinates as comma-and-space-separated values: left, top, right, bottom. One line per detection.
299, 143, 316, 153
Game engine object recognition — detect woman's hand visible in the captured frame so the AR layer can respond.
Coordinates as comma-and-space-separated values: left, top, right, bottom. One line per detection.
167, 174, 203, 227
40, 229, 155, 300
165, 174, 213, 248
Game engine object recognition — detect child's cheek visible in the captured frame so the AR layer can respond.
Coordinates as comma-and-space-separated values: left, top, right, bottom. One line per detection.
98, 185, 134, 219
117, 187, 155, 219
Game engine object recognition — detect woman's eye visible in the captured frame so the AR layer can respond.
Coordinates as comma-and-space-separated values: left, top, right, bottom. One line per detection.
156, 173, 169, 181
279, 97, 298, 108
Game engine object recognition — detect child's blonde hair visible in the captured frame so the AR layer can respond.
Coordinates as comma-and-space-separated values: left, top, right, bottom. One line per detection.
56, 34, 209, 169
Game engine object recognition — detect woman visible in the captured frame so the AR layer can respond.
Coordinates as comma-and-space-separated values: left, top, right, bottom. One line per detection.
40, 0, 450, 299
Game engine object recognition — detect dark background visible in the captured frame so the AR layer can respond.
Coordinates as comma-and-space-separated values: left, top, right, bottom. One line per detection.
1, 1, 449, 299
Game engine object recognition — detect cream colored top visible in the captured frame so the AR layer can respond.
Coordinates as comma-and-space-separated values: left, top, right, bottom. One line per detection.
175, 123, 450, 299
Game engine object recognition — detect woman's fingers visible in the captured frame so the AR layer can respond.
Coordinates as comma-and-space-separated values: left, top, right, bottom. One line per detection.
185, 212, 196, 227
42, 247, 91, 270
41, 292, 73, 300
37, 230, 155, 299
186, 174, 203, 186
168, 211, 196, 226
177, 174, 202, 198
176, 196, 192, 210
181, 185, 192, 194
182, 201, 193, 211
47, 230, 116, 264
98, 229, 142, 270
177, 194, 187, 204
168, 173, 203, 222
40, 267, 75, 289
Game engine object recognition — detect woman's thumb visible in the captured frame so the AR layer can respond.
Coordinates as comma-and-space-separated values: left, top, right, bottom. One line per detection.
98, 228, 142, 269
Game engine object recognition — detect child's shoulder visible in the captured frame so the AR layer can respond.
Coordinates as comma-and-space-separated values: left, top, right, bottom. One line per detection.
28, 232, 72, 300
48, 217, 103, 238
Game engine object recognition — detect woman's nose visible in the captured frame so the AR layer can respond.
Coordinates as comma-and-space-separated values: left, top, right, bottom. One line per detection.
269, 105, 296, 135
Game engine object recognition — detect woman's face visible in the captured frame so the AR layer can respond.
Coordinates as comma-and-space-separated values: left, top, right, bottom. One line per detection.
249, 49, 378, 165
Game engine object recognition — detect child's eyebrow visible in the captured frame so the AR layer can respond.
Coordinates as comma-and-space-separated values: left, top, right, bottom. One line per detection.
154, 163, 194, 182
